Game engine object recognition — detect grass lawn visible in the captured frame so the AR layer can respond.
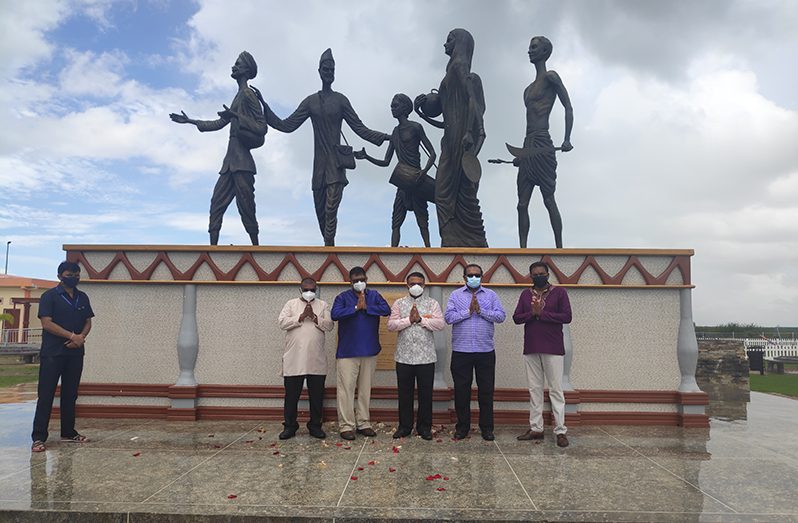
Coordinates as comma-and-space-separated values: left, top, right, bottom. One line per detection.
750, 373, 798, 398
0, 364, 39, 388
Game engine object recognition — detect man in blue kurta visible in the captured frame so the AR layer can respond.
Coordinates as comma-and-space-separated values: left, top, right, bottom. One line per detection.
331, 266, 391, 440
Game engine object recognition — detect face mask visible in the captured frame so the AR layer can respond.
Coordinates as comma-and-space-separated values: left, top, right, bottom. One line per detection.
352, 281, 367, 293
61, 276, 80, 288
301, 290, 316, 302
532, 275, 549, 288
466, 276, 481, 289
408, 284, 424, 297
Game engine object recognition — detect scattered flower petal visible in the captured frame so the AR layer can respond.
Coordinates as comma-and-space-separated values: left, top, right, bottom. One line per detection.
350, 476, 358, 481
436, 487, 446, 492
212, 444, 222, 449
244, 440, 254, 444
335, 443, 343, 447
227, 494, 237, 499
443, 477, 449, 481
132, 452, 141, 457
367, 460, 376, 466
436, 439, 443, 443
392, 446, 400, 454
357, 467, 364, 471
388, 467, 396, 472
269, 443, 277, 447
272, 451, 280, 455
344, 446, 351, 450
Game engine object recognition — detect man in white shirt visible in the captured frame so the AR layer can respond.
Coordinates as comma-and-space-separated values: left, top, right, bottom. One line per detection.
277, 278, 334, 439
387, 272, 445, 440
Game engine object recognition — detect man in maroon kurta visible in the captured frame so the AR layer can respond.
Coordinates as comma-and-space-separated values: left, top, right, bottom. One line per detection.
512, 261, 571, 447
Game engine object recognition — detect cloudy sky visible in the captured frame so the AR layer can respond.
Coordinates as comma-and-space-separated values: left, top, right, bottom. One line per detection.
1, 0, 796, 326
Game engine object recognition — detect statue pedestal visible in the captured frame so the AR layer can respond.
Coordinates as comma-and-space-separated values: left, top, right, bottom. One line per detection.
55, 245, 707, 427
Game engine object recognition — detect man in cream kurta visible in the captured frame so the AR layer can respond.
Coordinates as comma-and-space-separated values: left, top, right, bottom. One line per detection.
277, 278, 334, 439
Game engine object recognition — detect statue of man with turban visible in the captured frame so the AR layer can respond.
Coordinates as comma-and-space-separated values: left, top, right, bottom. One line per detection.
261, 48, 389, 246
170, 51, 267, 246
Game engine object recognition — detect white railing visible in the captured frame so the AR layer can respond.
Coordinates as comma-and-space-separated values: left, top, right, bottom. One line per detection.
0, 328, 43, 346
744, 339, 798, 359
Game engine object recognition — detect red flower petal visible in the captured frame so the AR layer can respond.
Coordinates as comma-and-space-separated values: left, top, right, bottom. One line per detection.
436, 439, 443, 443
443, 477, 449, 481
368, 460, 376, 466
425, 475, 435, 481
212, 444, 222, 449
436, 487, 446, 492
350, 476, 358, 481
392, 446, 400, 454
357, 467, 364, 471
244, 440, 254, 444
388, 467, 396, 472
272, 451, 280, 455
227, 494, 237, 499
344, 446, 351, 450
335, 442, 343, 447
132, 452, 141, 457
269, 443, 277, 447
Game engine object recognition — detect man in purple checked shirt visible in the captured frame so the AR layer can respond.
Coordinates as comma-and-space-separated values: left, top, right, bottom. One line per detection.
512, 260, 571, 448
445, 263, 506, 441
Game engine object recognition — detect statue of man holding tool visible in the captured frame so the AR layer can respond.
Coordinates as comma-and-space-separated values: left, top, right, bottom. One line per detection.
489, 36, 573, 248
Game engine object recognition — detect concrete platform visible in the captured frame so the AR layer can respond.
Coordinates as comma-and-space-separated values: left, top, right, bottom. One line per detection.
1, 392, 797, 522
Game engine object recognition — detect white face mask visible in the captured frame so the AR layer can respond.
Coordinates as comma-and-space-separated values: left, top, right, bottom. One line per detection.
408, 284, 424, 297
352, 281, 367, 293
301, 290, 316, 302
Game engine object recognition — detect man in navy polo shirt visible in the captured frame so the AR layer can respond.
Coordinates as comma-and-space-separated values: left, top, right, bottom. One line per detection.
331, 266, 390, 440
31, 261, 94, 452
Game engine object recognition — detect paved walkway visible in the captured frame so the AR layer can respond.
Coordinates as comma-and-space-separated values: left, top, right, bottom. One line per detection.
1, 392, 797, 522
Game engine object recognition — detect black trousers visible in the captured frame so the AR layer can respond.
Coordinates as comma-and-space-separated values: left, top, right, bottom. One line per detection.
208, 171, 259, 235
32, 354, 84, 442
283, 374, 326, 430
395, 362, 435, 433
450, 351, 495, 434
313, 182, 344, 246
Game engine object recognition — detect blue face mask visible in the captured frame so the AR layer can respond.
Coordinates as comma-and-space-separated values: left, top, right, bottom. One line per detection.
466, 276, 481, 289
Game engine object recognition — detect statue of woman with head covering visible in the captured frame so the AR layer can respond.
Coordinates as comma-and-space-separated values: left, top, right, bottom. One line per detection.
415, 28, 488, 247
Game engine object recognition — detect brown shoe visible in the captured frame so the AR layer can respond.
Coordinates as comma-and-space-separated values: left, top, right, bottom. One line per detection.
556, 434, 569, 448
340, 431, 356, 440
517, 430, 544, 441
356, 427, 377, 437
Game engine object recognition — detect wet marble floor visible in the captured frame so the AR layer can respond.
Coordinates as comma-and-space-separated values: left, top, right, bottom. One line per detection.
0, 392, 797, 522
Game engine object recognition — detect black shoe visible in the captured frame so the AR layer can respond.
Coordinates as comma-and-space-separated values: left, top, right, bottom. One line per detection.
308, 427, 326, 439
340, 431, 356, 440
418, 431, 433, 441
453, 431, 468, 440
481, 431, 495, 441
356, 427, 377, 437
279, 429, 296, 440
393, 429, 411, 439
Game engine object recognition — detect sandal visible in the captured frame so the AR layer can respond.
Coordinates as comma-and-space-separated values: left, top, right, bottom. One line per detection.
31, 441, 46, 453
60, 433, 89, 443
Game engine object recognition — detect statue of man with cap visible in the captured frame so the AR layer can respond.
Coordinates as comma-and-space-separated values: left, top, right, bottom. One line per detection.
170, 51, 267, 246
261, 49, 389, 246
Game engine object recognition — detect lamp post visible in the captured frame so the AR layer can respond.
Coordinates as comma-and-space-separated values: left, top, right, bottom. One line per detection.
4, 241, 9, 275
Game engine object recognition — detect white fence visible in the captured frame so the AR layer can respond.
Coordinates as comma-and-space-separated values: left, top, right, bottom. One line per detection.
744, 339, 798, 359
0, 328, 42, 347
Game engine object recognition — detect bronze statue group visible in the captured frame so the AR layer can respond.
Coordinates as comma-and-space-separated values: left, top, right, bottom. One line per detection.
170, 29, 573, 249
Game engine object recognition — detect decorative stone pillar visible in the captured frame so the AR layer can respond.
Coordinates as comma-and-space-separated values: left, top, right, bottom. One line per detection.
562, 324, 574, 391
169, 284, 199, 420
429, 286, 449, 390
677, 289, 701, 393
176, 284, 198, 386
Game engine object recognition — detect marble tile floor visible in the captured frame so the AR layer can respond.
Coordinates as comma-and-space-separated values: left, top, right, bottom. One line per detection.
0, 392, 797, 522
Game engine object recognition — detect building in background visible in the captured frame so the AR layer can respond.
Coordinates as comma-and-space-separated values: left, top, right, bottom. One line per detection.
0, 274, 58, 342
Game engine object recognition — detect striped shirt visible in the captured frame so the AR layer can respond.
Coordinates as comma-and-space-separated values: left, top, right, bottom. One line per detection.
444, 286, 506, 353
